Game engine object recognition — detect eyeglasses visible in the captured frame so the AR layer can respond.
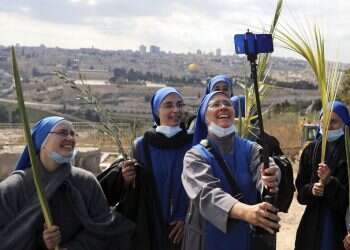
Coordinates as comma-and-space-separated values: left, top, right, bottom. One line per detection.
208, 100, 232, 108
49, 129, 78, 138
160, 102, 185, 110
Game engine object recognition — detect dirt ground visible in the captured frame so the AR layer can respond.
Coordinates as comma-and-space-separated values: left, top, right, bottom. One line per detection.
277, 193, 305, 250
276, 160, 305, 250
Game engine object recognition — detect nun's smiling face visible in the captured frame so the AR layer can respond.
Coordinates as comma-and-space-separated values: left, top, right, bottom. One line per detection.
43, 121, 76, 157
206, 94, 235, 128
158, 93, 184, 126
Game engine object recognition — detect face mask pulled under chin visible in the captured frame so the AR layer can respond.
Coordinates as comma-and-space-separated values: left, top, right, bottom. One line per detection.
208, 123, 237, 137
49, 150, 76, 165
156, 125, 182, 138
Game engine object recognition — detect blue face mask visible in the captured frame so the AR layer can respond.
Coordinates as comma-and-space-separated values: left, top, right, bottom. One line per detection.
327, 128, 344, 142
49, 150, 75, 164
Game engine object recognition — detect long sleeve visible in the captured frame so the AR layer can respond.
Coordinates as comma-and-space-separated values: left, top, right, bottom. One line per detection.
295, 143, 316, 205
323, 173, 348, 215
322, 141, 349, 215
182, 148, 238, 233
62, 170, 133, 250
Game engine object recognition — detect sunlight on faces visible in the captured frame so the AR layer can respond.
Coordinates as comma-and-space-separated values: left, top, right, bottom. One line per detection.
206, 94, 235, 128
158, 93, 184, 127
212, 82, 231, 97
43, 121, 76, 157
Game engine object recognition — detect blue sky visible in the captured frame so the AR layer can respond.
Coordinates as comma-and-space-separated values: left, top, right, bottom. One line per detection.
1, 0, 349, 62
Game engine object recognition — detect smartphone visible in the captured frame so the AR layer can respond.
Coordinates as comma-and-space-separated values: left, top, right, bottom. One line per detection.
234, 33, 273, 55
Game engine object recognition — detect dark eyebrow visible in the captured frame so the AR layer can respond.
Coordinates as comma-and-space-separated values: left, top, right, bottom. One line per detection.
162, 100, 173, 104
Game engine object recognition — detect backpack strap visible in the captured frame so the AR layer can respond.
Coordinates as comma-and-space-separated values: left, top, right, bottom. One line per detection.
200, 139, 244, 201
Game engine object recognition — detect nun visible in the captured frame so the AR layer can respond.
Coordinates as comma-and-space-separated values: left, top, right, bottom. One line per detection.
101, 87, 192, 250
187, 74, 234, 134
205, 74, 234, 97
181, 92, 281, 250
295, 101, 350, 250
0, 116, 134, 250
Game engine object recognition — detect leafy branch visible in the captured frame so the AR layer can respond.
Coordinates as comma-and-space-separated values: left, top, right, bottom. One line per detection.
55, 71, 128, 159
275, 23, 343, 163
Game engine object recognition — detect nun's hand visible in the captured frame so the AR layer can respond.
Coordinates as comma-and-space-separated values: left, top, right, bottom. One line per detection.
261, 159, 280, 193
231, 202, 280, 234
317, 162, 331, 184
121, 159, 137, 188
169, 220, 184, 244
312, 182, 325, 197
43, 225, 61, 250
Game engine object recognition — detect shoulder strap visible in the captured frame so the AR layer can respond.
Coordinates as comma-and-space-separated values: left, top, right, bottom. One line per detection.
200, 139, 244, 201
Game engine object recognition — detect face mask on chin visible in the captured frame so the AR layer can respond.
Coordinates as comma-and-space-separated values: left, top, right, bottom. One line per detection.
156, 125, 182, 138
49, 150, 76, 164
208, 123, 237, 137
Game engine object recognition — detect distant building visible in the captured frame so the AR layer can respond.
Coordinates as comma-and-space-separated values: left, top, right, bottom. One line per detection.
216, 48, 221, 57
150, 45, 160, 54
196, 49, 202, 55
139, 45, 147, 54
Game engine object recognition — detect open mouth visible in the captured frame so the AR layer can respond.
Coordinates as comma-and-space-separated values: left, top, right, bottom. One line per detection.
218, 114, 230, 119
60, 144, 74, 151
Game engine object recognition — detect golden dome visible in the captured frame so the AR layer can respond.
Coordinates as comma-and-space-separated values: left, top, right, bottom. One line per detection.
188, 63, 200, 73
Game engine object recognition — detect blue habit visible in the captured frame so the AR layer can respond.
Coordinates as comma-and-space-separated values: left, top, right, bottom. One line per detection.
134, 133, 191, 249
134, 137, 190, 223
194, 135, 257, 250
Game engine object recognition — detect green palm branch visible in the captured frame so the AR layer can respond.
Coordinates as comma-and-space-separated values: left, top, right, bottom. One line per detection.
257, 0, 283, 82
276, 24, 343, 163
11, 47, 59, 250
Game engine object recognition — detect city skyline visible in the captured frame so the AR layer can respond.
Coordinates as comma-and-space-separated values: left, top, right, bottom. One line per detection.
1, 0, 350, 62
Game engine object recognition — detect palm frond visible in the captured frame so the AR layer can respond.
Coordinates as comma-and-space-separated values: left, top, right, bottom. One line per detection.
257, 0, 283, 82
237, 0, 283, 138
276, 23, 343, 162
12, 47, 58, 250
54, 71, 128, 159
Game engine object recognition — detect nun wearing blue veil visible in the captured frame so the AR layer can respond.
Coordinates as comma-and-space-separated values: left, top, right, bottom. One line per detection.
181, 92, 281, 250
100, 87, 192, 250
187, 75, 234, 134
205, 74, 234, 97
295, 100, 350, 250
230, 95, 246, 118
133, 87, 191, 250
0, 116, 134, 250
